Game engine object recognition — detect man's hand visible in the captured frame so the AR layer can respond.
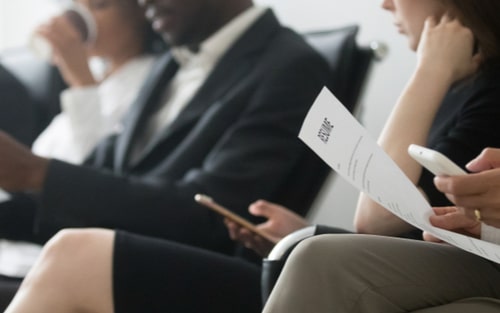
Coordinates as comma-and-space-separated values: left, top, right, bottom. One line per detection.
0, 131, 49, 192
225, 200, 309, 257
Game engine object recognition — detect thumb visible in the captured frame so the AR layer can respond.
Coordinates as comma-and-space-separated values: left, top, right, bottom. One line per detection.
466, 148, 500, 172
249, 200, 283, 219
423, 231, 443, 243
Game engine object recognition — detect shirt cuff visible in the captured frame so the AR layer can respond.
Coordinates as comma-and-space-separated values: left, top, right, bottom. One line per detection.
60, 86, 99, 111
60, 86, 100, 124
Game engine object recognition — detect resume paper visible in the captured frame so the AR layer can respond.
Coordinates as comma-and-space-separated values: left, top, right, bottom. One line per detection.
299, 87, 500, 263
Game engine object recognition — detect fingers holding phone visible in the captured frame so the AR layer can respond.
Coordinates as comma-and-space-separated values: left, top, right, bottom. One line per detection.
226, 200, 311, 257
194, 194, 277, 242
195, 195, 310, 257
225, 218, 276, 257
408, 144, 466, 176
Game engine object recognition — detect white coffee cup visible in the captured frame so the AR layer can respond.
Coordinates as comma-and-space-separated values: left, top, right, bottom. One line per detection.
30, 2, 97, 61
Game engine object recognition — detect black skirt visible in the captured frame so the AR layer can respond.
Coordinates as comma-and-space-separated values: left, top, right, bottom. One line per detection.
113, 230, 262, 313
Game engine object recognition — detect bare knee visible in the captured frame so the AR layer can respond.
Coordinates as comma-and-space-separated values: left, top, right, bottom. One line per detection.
26, 228, 116, 288
11, 229, 115, 312
41, 228, 114, 266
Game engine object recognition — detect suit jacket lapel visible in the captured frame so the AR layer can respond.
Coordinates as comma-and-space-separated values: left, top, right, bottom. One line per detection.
184, 9, 281, 114
128, 10, 283, 167
114, 53, 179, 171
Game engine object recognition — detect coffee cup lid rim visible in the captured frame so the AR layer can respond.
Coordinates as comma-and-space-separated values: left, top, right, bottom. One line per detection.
66, 2, 97, 43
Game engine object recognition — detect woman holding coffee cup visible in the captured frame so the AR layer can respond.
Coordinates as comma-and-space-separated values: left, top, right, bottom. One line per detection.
31, 0, 165, 164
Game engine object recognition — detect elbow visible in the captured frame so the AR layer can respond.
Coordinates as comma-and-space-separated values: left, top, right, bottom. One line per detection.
353, 209, 396, 235
353, 214, 373, 234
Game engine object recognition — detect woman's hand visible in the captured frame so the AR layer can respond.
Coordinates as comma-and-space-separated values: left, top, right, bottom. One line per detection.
416, 15, 482, 85
434, 148, 500, 228
423, 206, 481, 242
225, 200, 310, 257
35, 15, 96, 87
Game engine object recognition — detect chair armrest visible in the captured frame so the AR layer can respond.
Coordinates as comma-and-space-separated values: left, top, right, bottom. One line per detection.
266, 226, 317, 261
261, 225, 352, 305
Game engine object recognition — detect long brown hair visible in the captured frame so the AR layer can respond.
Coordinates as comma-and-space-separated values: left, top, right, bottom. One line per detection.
447, 0, 500, 66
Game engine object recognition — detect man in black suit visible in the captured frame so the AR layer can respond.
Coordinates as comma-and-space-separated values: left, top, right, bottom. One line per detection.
0, 0, 328, 254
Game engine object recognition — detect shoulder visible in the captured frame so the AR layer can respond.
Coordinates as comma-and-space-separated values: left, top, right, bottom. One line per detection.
269, 26, 325, 64
247, 10, 326, 69
466, 64, 500, 94
446, 65, 500, 107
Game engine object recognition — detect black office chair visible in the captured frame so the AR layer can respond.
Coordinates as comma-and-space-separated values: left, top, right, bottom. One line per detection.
0, 49, 65, 309
0, 64, 36, 145
266, 25, 384, 218
0, 48, 65, 145
305, 24, 384, 113
260, 25, 386, 305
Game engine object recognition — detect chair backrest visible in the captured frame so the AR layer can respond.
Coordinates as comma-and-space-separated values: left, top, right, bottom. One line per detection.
0, 48, 65, 145
0, 63, 37, 145
305, 25, 373, 113
272, 25, 376, 217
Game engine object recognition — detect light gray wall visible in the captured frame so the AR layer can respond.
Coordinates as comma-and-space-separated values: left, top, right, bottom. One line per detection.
0, 0, 58, 51
255, 0, 417, 230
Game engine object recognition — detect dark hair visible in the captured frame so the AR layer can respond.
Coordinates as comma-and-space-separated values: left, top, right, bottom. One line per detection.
448, 0, 500, 66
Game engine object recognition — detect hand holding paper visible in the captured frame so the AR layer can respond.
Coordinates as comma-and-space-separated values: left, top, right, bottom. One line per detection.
299, 87, 500, 263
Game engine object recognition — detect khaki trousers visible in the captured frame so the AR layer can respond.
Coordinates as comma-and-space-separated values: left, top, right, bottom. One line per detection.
263, 234, 500, 313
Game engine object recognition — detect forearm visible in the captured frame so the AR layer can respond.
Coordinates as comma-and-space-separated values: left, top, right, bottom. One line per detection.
355, 66, 454, 235
378, 66, 454, 176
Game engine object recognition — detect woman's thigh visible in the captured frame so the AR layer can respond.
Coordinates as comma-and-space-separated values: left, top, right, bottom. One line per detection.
412, 297, 500, 313
264, 234, 500, 313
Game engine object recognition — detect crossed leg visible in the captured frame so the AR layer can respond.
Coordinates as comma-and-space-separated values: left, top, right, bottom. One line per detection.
263, 234, 500, 313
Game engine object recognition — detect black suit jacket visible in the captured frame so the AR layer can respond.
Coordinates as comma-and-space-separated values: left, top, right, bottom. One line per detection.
12, 10, 329, 256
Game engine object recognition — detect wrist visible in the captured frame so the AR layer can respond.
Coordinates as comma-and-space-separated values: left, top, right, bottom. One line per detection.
27, 156, 50, 191
414, 63, 456, 87
71, 76, 97, 88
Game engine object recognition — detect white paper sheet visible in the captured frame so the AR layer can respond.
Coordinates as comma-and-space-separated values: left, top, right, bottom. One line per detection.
299, 87, 500, 263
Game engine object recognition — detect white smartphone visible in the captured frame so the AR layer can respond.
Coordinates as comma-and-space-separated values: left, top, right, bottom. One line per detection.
194, 194, 276, 243
408, 144, 467, 176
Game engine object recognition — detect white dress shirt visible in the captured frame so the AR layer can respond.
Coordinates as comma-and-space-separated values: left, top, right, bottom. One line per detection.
32, 54, 156, 164
0, 55, 157, 278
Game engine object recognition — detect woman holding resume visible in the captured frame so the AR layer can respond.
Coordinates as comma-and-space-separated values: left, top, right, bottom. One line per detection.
5, 0, 500, 313
261, 0, 500, 312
